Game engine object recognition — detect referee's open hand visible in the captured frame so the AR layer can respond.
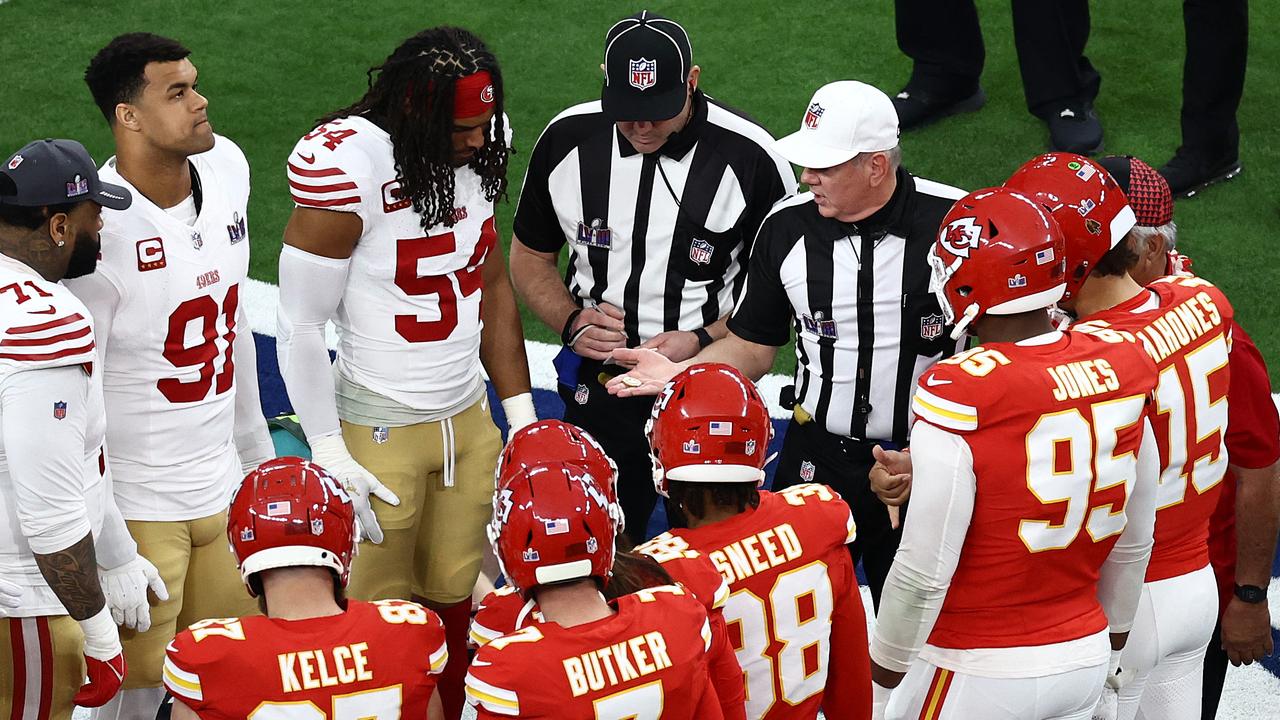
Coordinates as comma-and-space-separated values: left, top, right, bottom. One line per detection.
604, 348, 684, 397
571, 302, 628, 360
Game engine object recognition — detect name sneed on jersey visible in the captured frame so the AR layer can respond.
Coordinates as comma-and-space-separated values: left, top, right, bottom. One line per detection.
563, 631, 673, 697
707, 523, 804, 584
278, 642, 373, 693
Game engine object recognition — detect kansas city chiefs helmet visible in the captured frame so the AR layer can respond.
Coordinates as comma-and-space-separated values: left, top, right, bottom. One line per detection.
497, 419, 625, 534
930, 187, 1067, 339
228, 456, 357, 597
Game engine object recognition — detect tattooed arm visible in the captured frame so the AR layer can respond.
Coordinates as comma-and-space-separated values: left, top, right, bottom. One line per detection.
33, 533, 106, 619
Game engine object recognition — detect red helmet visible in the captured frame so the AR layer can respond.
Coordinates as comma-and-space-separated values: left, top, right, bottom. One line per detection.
497, 419, 625, 534
1004, 153, 1136, 300
227, 457, 357, 596
931, 187, 1067, 338
487, 462, 616, 594
646, 363, 773, 497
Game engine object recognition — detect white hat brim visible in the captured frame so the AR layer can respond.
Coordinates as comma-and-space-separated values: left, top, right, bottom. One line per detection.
772, 131, 860, 170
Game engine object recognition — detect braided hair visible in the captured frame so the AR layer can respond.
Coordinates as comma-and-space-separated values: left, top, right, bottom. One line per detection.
321, 27, 508, 230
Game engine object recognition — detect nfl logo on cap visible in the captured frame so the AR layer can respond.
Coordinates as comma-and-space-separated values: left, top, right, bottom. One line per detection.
629, 58, 657, 90
804, 102, 825, 129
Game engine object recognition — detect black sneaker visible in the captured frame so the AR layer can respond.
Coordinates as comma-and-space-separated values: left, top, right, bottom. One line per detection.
1158, 151, 1242, 198
1045, 103, 1103, 155
892, 86, 986, 130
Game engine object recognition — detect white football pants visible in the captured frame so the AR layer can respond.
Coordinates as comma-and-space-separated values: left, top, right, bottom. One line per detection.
886, 659, 1108, 719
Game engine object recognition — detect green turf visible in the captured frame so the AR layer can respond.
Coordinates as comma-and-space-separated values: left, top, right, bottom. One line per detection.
1, 0, 1276, 380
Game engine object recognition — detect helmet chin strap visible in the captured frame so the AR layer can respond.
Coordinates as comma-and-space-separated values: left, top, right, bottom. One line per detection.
950, 304, 980, 340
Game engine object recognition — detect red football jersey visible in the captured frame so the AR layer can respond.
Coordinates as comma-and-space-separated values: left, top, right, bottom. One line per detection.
1077, 275, 1234, 581
465, 586, 720, 718
163, 599, 447, 720
671, 484, 869, 720
470, 545, 730, 648
912, 331, 1157, 650
470, 547, 745, 720
1207, 322, 1280, 613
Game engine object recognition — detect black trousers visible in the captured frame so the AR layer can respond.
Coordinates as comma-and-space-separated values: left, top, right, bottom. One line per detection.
772, 418, 904, 612
559, 359, 659, 546
1201, 618, 1228, 719
1179, 0, 1248, 159
895, 0, 1099, 115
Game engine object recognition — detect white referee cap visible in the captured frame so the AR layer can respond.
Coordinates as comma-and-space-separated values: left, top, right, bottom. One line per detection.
773, 81, 900, 170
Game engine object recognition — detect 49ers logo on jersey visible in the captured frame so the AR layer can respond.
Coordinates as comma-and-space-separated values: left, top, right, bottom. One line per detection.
381, 179, 411, 213
938, 217, 982, 258
136, 237, 166, 272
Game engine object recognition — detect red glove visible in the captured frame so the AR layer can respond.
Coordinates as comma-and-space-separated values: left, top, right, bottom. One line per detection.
73, 652, 127, 707
74, 607, 126, 707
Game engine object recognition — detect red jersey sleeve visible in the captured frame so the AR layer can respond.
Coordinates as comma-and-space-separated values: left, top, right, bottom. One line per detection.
162, 619, 246, 713
707, 611, 747, 720
819, 550, 871, 719
635, 533, 733, 612
911, 353, 1004, 434
1223, 322, 1280, 469
470, 587, 533, 648
773, 482, 858, 550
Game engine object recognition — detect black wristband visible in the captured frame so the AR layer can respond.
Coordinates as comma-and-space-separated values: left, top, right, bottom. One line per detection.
693, 327, 713, 349
561, 308, 586, 346
1234, 583, 1268, 604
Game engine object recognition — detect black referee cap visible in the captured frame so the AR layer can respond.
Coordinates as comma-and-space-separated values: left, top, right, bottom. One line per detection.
601, 11, 692, 122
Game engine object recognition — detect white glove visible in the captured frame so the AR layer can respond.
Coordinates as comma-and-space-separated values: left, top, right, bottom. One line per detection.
500, 393, 537, 436
0, 577, 21, 610
1104, 649, 1135, 691
310, 433, 400, 544
1091, 684, 1119, 720
99, 554, 169, 632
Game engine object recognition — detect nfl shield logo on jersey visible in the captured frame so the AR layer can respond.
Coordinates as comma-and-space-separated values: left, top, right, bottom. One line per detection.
53, 401, 67, 420
629, 58, 657, 90
804, 102, 825, 129
799, 460, 816, 481
191, 231, 203, 250
575, 383, 590, 405
689, 238, 714, 265
920, 313, 945, 340
372, 426, 390, 445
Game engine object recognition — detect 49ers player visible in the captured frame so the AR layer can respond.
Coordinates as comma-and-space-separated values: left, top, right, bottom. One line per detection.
468, 420, 746, 720
868, 188, 1161, 720
466, 457, 725, 718
276, 27, 534, 718
646, 363, 870, 720
1007, 154, 1234, 719
76, 34, 275, 719
163, 457, 448, 720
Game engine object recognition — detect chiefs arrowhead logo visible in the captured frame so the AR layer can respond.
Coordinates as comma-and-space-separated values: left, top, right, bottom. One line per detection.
939, 217, 983, 258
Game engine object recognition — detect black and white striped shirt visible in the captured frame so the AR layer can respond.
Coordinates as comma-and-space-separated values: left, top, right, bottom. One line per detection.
728, 168, 966, 442
514, 90, 795, 344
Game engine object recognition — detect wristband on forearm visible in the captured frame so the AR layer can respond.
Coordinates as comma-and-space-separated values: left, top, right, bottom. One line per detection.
693, 327, 713, 349
561, 308, 586, 346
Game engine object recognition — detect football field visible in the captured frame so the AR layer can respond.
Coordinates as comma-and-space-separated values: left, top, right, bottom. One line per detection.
2, 0, 1278, 715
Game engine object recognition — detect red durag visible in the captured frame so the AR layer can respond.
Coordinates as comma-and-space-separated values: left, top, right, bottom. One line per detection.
453, 71, 494, 118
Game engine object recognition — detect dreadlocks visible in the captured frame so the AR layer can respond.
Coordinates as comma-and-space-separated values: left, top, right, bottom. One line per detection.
321, 26, 508, 230
667, 481, 760, 528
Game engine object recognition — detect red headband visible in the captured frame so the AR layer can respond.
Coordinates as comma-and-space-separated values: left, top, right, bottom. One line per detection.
454, 71, 495, 119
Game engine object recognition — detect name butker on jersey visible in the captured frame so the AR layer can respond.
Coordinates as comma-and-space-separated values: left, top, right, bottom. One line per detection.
1074, 275, 1233, 582
466, 587, 719, 719
287, 115, 499, 412
65, 136, 251, 520
164, 599, 447, 720
911, 330, 1158, 653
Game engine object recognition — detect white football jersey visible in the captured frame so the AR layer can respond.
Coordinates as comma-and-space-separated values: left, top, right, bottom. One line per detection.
65, 135, 251, 521
0, 255, 110, 616
287, 115, 499, 412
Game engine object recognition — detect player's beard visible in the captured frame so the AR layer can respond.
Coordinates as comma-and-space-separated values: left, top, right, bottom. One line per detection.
63, 228, 101, 279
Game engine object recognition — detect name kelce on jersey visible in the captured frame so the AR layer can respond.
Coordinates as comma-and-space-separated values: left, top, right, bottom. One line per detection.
278, 641, 374, 693
563, 630, 674, 697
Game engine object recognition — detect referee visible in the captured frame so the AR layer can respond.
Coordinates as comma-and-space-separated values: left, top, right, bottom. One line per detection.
609, 81, 965, 607
508, 10, 794, 543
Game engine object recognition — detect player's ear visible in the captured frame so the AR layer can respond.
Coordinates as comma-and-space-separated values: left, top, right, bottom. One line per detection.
687, 65, 701, 93
45, 207, 70, 248
115, 103, 141, 133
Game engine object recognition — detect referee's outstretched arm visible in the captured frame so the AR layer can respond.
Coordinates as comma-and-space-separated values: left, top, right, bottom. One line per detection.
606, 331, 777, 398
